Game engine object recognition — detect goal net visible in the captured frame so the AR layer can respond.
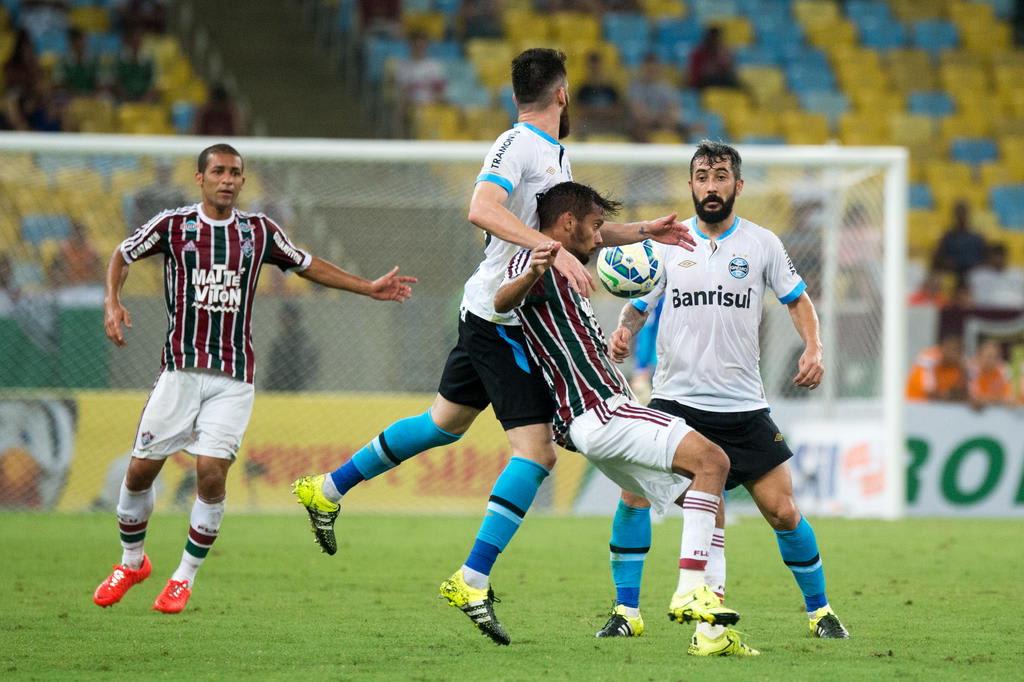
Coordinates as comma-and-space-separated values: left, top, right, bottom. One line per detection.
0, 134, 906, 518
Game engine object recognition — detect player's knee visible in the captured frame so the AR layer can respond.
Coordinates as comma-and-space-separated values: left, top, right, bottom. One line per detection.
125, 458, 159, 491
701, 442, 729, 480
621, 490, 651, 508
515, 445, 557, 470
765, 498, 800, 531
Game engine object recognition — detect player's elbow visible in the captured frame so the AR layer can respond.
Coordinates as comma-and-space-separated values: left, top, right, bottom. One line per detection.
493, 293, 513, 314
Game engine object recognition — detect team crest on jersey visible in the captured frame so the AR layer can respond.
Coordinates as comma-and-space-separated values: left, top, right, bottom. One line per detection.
240, 238, 254, 257
729, 257, 749, 279
140, 431, 155, 447
679, 259, 696, 268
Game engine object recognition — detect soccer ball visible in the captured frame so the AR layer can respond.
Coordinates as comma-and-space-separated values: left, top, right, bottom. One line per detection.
596, 240, 663, 298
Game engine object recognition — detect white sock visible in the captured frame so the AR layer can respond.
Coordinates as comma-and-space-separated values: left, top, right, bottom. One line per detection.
676, 490, 719, 594
321, 474, 342, 503
697, 622, 726, 639
171, 497, 225, 586
619, 605, 641, 618
460, 565, 489, 591
706, 528, 726, 599
809, 603, 831, 618
116, 479, 154, 570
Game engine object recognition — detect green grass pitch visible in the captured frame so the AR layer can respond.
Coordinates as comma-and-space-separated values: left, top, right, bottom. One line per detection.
2, 513, 1020, 680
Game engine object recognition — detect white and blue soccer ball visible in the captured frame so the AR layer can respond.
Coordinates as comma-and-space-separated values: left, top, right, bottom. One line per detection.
596, 240, 663, 299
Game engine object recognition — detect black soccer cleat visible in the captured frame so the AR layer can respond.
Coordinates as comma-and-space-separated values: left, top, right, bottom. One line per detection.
439, 570, 511, 646
810, 607, 850, 639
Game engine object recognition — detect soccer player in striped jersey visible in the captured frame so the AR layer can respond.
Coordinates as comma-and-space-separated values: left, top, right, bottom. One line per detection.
292, 48, 694, 646
92, 143, 416, 614
494, 180, 744, 640
609, 140, 850, 645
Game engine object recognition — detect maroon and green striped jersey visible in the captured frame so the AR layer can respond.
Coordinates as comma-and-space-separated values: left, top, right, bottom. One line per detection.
504, 248, 633, 443
119, 204, 311, 384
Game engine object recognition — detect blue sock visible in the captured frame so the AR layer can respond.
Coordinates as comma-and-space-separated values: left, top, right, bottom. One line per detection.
609, 500, 651, 609
775, 516, 829, 613
464, 457, 550, 576
329, 411, 460, 496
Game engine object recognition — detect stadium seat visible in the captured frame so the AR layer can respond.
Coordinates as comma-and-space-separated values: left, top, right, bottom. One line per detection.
959, 23, 1011, 57
502, 10, 549, 42
364, 37, 409, 83
885, 48, 936, 92
838, 112, 887, 145
550, 12, 600, 43
940, 114, 991, 140
69, 6, 110, 33
780, 111, 830, 144
909, 183, 934, 210
793, 0, 840, 28
737, 65, 785, 105
655, 16, 702, 44
950, 138, 999, 166
21, 215, 72, 245
52, 168, 104, 194
980, 162, 1024, 193
717, 16, 753, 48
797, 91, 849, 127
911, 20, 958, 56
462, 107, 511, 140
402, 12, 446, 40
412, 104, 462, 141
603, 12, 651, 45
735, 44, 781, 66
690, 0, 739, 24
640, 0, 687, 19
990, 185, 1024, 228
857, 16, 907, 51
786, 63, 836, 93
890, 113, 936, 146
908, 91, 955, 118
33, 29, 68, 57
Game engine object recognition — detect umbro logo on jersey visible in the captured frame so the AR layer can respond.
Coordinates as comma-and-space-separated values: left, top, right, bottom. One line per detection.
679, 260, 696, 268
546, 166, 557, 175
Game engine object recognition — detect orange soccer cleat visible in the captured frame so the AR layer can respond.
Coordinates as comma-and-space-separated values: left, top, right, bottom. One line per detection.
93, 555, 152, 607
153, 579, 192, 614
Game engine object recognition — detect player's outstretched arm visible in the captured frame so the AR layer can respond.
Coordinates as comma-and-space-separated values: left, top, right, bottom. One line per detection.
494, 242, 559, 314
469, 182, 593, 296
103, 248, 132, 347
298, 257, 417, 302
788, 292, 824, 389
600, 213, 696, 251
609, 302, 648, 363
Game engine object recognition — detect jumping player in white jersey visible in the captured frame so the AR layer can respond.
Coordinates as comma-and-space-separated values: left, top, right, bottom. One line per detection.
292, 48, 694, 645
92, 143, 416, 614
606, 141, 850, 648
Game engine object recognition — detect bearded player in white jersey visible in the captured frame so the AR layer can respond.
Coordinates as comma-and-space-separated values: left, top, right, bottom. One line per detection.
605, 141, 850, 648
292, 48, 694, 645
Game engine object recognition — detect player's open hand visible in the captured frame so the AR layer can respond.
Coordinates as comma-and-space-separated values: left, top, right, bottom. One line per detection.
643, 213, 697, 252
609, 326, 633, 363
793, 345, 824, 389
370, 266, 417, 303
553, 245, 594, 297
530, 241, 560, 276
104, 301, 132, 347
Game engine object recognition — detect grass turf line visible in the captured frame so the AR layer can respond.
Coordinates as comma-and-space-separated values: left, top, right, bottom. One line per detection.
1, 514, 1020, 680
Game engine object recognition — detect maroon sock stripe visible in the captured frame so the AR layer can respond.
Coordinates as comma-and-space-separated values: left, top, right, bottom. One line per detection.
679, 558, 708, 570
119, 521, 148, 533
188, 526, 218, 546
683, 500, 719, 514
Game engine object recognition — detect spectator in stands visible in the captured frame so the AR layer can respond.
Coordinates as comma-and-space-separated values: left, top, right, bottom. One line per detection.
194, 83, 244, 137
53, 221, 102, 286
458, 0, 503, 40
933, 200, 987, 284
116, 0, 168, 35
265, 302, 319, 392
395, 32, 447, 106
688, 26, 739, 90
627, 53, 685, 142
18, 1, 70, 41
54, 28, 101, 97
3, 30, 45, 96
968, 243, 1024, 308
131, 162, 188, 230
4, 83, 64, 132
114, 30, 155, 102
575, 51, 625, 137
905, 332, 968, 402
358, 0, 401, 37
967, 339, 1014, 409
908, 270, 950, 307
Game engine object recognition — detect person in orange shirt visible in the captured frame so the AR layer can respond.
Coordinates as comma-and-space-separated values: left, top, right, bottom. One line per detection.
906, 333, 967, 402
54, 220, 102, 286
967, 340, 1013, 408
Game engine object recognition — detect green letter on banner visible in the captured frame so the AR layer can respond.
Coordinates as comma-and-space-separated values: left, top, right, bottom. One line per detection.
906, 438, 929, 504
941, 438, 1003, 505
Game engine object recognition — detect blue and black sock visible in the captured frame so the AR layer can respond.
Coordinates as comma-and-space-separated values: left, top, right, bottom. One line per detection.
609, 500, 651, 609
775, 516, 829, 614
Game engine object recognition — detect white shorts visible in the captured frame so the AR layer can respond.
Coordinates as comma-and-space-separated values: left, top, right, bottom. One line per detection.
132, 369, 255, 461
568, 395, 693, 515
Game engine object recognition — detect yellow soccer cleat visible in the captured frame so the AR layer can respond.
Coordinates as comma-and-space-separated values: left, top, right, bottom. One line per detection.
809, 606, 850, 638
439, 569, 510, 646
688, 628, 760, 656
668, 584, 740, 626
595, 603, 645, 638
291, 474, 341, 555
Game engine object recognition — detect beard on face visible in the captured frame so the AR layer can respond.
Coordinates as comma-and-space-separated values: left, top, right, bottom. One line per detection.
692, 190, 735, 224
558, 103, 571, 139
569, 223, 593, 264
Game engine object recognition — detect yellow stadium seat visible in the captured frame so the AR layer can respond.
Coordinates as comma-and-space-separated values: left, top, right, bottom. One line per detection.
992, 116, 1024, 138
890, 0, 943, 22
52, 168, 104, 194
584, 133, 630, 143
67, 97, 116, 133
737, 65, 785, 106
805, 20, 857, 50
110, 167, 156, 195
940, 114, 991, 139
848, 89, 902, 114
793, 0, 840, 29
549, 13, 600, 43
907, 210, 943, 257
0, 30, 13, 65
1001, 135, 1024, 164
647, 130, 683, 144
640, 0, 686, 19
462, 107, 511, 140
960, 24, 1012, 57
890, 113, 935, 146
718, 17, 753, 48
838, 113, 887, 145
701, 87, 751, 115
925, 160, 974, 187
725, 108, 780, 139
118, 103, 173, 135
885, 50, 937, 92
948, 0, 995, 30
993, 65, 1024, 94
931, 181, 987, 214
69, 6, 110, 32
939, 63, 989, 92
467, 39, 515, 91
502, 11, 549, 43
970, 209, 1003, 240
402, 12, 446, 40
780, 111, 830, 144
412, 104, 461, 140
980, 163, 1024, 192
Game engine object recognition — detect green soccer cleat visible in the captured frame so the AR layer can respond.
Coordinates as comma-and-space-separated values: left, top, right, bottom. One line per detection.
291, 474, 340, 555
595, 603, 645, 638
809, 606, 850, 639
667, 584, 740, 626
439, 569, 510, 646
688, 628, 760, 657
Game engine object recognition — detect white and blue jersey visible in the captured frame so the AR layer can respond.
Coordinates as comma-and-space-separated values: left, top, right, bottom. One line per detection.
461, 122, 572, 325
634, 216, 806, 412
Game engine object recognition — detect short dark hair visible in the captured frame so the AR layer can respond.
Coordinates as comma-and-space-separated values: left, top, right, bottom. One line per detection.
197, 143, 243, 173
537, 181, 622, 231
690, 139, 742, 180
511, 48, 567, 106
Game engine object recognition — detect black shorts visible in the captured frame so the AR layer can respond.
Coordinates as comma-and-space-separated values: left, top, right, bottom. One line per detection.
437, 310, 556, 431
648, 399, 793, 490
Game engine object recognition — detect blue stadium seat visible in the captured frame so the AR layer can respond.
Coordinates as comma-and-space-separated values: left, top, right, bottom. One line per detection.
22, 215, 72, 245
735, 44, 781, 66
741, 134, 786, 145
798, 91, 849, 125
446, 80, 492, 107
34, 29, 68, 56
87, 32, 121, 59
616, 39, 649, 67
604, 13, 651, 45
990, 185, 1024, 228
364, 37, 410, 82
677, 89, 702, 118
88, 156, 140, 175
689, 111, 727, 142
912, 20, 958, 55
655, 39, 698, 67
499, 86, 517, 121
656, 17, 702, 44
434, 0, 462, 17
845, 0, 891, 23
171, 101, 196, 135
754, 21, 804, 49
738, 0, 791, 20
35, 155, 89, 175
857, 17, 907, 51
427, 41, 461, 61
950, 138, 999, 166
780, 44, 829, 67
909, 183, 934, 209
908, 91, 956, 117
691, 0, 739, 23
786, 64, 836, 93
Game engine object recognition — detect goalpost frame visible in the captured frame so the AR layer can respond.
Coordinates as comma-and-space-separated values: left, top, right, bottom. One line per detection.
0, 133, 908, 518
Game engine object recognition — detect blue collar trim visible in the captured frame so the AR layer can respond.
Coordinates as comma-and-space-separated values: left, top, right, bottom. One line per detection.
515, 122, 561, 146
693, 216, 739, 241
